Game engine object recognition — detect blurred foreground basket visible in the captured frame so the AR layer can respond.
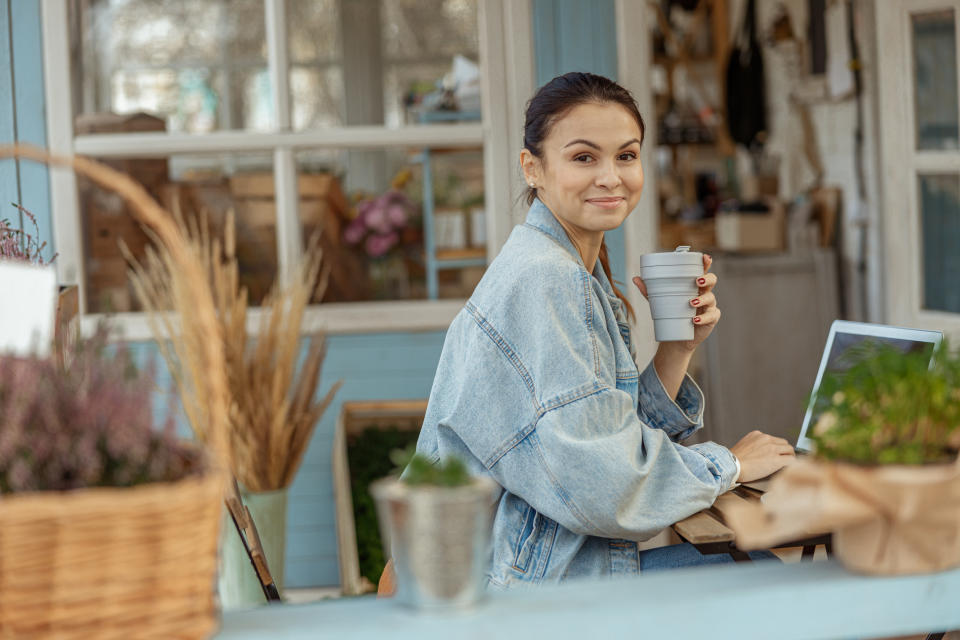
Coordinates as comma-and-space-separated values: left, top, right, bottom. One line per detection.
0, 473, 223, 639
0, 144, 231, 639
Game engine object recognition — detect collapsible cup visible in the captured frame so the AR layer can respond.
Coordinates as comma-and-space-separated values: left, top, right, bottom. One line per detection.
638, 246, 703, 342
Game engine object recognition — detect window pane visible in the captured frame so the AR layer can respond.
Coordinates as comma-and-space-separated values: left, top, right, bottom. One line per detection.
81, 152, 277, 312
296, 146, 486, 302
73, 0, 269, 133
288, 0, 480, 130
918, 174, 960, 313
912, 10, 959, 151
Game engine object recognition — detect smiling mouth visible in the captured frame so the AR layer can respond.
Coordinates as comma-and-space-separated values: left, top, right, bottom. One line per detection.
586, 197, 625, 208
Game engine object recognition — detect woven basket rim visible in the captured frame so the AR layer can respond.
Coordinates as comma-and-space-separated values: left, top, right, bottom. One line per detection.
0, 469, 224, 512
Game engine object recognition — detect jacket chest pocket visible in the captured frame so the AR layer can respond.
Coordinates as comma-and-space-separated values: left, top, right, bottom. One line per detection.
512, 506, 554, 575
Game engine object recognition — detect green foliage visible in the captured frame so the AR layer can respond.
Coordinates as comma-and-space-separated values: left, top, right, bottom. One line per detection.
390, 446, 471, 487
810, 339, 960, 465
347, 426, 420, 588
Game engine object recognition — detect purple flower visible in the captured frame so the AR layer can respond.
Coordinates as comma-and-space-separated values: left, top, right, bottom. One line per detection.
386, 203, 408, 227
343, 218, 366, 245
365, 232, 399, 258
0, 326, 202, 492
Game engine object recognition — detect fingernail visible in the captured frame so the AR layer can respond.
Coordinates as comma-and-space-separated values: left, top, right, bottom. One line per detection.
691, 298, 700, 306
697, 277, 706, 285
693, 316, 701, 323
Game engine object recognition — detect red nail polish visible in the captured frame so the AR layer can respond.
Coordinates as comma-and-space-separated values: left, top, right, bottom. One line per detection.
694, 316, 701, 323
697, 278, 706, 285
691, 298, 700, 306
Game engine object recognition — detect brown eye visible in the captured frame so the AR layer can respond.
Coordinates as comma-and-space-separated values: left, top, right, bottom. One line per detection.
574, 154, 593, 162
619, 152, 637, 161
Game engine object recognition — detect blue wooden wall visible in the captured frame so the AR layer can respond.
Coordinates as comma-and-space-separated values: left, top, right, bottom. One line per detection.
7, 0, 626, 588
0, 0, 53, 257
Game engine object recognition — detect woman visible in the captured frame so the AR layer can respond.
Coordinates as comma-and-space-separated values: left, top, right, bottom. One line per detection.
412, 72, 794, 588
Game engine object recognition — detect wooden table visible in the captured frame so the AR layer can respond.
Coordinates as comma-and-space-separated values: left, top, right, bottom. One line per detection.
672, 485, 832, 561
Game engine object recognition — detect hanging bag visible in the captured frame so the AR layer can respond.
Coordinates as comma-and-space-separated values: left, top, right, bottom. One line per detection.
725, 0, 767, 147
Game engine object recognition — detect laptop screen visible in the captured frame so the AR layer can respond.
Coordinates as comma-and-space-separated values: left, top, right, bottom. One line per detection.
795, 322, 942, 452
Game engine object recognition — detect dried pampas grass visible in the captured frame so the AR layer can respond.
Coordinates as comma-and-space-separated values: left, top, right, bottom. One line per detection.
125, 206, 342, 492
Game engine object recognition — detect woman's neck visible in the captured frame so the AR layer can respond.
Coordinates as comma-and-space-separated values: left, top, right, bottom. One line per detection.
548, 209, 603, 273
565, 227, 603, 274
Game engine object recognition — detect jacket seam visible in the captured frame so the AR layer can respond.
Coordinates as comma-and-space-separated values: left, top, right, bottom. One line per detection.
580, 269, 601, 378
465, 301, 538, 404
522, 222, 578, 259
528, 431, 598, 533
484, 380, 601, 469
534, 520, 559, 581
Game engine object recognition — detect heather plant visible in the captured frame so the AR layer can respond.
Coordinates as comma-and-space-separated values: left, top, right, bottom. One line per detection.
810, 340, 960, 465
1, 203, 57, 266
0, 326, 202, 492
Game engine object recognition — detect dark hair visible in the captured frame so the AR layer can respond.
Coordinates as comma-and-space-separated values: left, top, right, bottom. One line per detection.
522, 72, 644, 320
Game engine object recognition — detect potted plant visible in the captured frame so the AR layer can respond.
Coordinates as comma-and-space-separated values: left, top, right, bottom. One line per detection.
0, 327, 223, 638
125, 212, 342, 608
371, 448, 498, 609
1, 143, 235, 635
729, 340, 960, 575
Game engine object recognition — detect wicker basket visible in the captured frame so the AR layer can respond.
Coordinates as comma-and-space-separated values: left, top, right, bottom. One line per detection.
0, 471, 224, 639
0, 144, 232, 639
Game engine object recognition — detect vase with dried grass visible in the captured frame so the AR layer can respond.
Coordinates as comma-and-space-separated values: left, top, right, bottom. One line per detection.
125, 206, 342, 608
0, 144, 232, 639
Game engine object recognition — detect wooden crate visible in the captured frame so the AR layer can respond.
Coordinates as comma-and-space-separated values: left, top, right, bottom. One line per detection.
332, 400, 428, 596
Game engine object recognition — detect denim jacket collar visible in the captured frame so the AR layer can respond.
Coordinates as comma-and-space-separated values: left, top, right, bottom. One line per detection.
524, 197, 622, 313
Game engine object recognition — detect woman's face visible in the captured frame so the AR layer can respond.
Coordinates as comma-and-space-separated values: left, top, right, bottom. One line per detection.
522, 101, 644, 236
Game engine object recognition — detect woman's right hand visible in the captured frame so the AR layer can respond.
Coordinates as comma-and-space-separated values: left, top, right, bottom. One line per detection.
729, 430, 795, 482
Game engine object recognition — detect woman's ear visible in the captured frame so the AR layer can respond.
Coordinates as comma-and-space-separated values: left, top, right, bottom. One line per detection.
519, 149, 540, 187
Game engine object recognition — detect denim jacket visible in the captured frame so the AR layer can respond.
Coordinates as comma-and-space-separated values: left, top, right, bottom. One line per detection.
413, 198, 739, 588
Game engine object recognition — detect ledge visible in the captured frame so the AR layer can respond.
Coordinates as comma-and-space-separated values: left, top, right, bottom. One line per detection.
217, 560, 960, 639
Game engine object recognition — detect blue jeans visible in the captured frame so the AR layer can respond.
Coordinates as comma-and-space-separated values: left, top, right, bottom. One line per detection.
638, 542, 778, 572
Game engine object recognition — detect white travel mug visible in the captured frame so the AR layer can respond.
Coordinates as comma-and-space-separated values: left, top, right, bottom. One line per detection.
638, 246, 703, 342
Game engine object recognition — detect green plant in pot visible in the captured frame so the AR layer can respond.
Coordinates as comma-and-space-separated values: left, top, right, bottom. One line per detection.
371, 447, 498, 609
810, 340, 960, 464
730, 340, 960, 575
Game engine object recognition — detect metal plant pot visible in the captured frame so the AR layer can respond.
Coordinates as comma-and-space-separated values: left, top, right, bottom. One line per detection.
371, 476, 498, 609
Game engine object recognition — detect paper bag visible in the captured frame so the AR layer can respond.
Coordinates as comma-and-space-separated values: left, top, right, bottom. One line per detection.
725, 458, 960, 575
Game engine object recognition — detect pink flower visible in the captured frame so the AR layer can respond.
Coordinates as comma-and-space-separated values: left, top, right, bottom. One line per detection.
365, 232, 399, 258
386, 203, 408, 228
364, 205, 393, 235
343, 219, 365, 245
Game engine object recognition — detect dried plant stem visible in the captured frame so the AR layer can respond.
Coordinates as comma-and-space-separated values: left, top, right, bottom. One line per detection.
125, 192, 342, 491
0, 144, 232, 473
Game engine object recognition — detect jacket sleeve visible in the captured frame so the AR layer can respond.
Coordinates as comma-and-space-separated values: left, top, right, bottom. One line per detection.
636, 360, 705, 443
487, 383, 739, 541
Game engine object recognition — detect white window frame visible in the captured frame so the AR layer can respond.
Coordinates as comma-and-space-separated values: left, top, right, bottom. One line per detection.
40, 0, 534, 340
875, 0, 960, 340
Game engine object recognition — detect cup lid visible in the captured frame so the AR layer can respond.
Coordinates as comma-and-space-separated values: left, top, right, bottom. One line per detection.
639, 245, 704, 267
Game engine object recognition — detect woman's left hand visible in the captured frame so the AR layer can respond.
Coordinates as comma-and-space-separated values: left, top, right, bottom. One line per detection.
632, 253, 719, 351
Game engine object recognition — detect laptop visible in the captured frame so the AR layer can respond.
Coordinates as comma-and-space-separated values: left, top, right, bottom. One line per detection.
741, 320, 943, 492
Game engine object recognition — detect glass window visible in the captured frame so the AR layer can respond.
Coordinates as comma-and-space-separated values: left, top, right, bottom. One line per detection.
912, 10, 959, 151
80, 152, 277, 312
73, 0, 269, 133
918, 173, 960, 313
288, 0, 480, 130
296, 146, 485, 301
